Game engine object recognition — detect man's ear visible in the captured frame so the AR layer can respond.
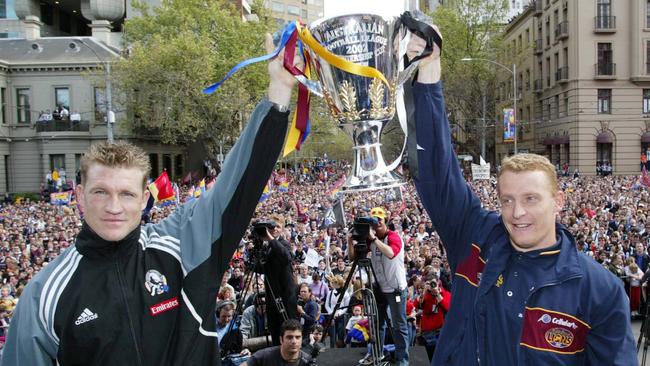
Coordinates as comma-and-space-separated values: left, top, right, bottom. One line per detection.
75, 184, 85, 213
554, 190, 565, 214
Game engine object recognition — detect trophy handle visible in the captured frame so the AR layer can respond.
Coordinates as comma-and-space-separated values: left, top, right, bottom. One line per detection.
293, 75, 324, 98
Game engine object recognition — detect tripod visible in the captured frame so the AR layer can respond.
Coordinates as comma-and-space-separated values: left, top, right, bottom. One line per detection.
326, 251, 390, 366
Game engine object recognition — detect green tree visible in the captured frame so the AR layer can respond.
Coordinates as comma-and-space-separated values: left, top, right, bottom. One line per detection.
429, 0, 509, 159
113, 0, 276, 147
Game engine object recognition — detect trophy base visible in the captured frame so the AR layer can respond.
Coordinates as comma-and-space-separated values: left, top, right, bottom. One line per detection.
339, 171, 405, 193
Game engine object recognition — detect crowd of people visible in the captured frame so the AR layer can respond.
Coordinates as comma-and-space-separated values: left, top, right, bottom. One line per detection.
0, 154, 647, 363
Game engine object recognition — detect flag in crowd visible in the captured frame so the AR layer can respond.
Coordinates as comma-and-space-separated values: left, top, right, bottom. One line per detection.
328, 175, 346, 197
259, 180, 273, 202
148, 171, 175, 202
642, 166, 650, 188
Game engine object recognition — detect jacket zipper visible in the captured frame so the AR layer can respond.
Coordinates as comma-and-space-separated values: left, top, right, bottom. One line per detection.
115, 259, 145, 366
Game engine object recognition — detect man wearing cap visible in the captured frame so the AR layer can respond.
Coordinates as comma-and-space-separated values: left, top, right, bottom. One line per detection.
350, 207, 409, 366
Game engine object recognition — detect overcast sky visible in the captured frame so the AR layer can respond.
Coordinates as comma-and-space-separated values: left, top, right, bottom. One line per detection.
323, 0, 408, 18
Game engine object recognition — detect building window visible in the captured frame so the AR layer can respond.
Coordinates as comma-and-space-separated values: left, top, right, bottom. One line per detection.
94, 87, 106, 122
50, 154, 65, 172
647, 41, 650, 74
554, 95, 559, 119
597, 43, 613, 75
271, 1, 284, 12
597, 0, 611, 18
149, 154, 159, 177
16, 88, 31, 124
564, 92, 569, 116
301, 9, 307, 19
0, 1, 5, 18
644, 89, 650, 114
598, 89, 611, 114
647, 0, 650, 28
0, 87, 5, 124
174, 154, 183, 180
55, 87, 69, 110
75, 154, 82, 175
597, 143, 612, 167
287, 5, 300, 15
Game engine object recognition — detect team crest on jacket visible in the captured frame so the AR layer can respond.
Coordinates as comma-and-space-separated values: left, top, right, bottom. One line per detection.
145, 269, 169, 296
520, 307, 590, 354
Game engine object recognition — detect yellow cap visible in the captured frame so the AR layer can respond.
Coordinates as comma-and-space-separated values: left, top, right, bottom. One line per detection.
370, 207, 387, 220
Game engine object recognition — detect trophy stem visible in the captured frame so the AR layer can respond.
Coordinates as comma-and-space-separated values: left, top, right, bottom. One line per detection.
339, 120, 404, 193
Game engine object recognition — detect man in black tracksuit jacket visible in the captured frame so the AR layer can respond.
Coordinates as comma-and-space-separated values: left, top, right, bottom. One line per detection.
1, 34, 300, 366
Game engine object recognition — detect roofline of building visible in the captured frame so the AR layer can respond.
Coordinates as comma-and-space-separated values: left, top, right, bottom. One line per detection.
505, 3, 534, 32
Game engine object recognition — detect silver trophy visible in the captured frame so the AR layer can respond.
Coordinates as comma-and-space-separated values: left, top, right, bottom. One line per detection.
303, 13, 419, 193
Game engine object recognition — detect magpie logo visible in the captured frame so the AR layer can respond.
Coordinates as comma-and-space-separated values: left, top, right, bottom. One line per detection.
75, 308, 98, 325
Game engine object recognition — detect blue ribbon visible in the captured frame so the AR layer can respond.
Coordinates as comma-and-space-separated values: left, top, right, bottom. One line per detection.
203, 21, 298, 95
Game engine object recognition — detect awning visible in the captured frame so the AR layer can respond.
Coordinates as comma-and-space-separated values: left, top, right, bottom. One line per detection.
642, 132, 650, 143
596, 132, 613, 143
542, 135, 570, 145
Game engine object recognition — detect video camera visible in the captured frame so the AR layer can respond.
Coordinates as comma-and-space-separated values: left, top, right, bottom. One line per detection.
249, 220, 278, 241
350, 216, 379, 255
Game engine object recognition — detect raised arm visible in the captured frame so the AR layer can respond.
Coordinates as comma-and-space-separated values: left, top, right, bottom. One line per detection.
409, 31, 496, 268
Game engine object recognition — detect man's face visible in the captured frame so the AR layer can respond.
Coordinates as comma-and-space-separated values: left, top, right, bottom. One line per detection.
218, 308, 233, 327
498, 170, 564, 252
374, 217, 388, 237
312, 330, 323, 343
299, 286, 311, 301
280, 329, 303, 357
75, 164, 148, 242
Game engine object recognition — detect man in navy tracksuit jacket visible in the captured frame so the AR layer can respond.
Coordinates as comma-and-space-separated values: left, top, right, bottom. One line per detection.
408, 32, 636, 365
1, 34, 299, 366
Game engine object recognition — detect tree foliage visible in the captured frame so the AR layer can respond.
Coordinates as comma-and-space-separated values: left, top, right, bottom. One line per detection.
113, 0, 277, 147
429, 0, 509, 157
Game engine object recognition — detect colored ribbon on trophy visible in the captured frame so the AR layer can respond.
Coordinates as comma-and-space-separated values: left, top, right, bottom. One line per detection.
202, 22, 298, 95
296, 22, 390, 88
400, 11, 443, 68
282, 25, 312, 156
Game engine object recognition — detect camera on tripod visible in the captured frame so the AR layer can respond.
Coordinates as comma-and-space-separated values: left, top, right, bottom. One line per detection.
249, 220, 277, 241
350, 216, 379, 255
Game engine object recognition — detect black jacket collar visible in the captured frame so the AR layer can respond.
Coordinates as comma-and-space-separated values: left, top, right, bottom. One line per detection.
75, 222, 141, 260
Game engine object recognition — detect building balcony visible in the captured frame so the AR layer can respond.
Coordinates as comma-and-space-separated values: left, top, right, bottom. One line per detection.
534, 79, 543, 93
554, 21, 569, 40
534, 39, 543, 54
35, 120, 90, 132
595, 63, 616, 79
555, 66, 569, 83
594, 16, 616, 32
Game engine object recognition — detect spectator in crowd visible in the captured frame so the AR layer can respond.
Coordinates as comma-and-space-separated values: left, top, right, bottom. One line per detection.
1, 32, 299, 366
409, 29, 636, 366
296, 283, 318, 339
242, 319, 311, 366
414, 274, 450, 361
344, 305, 365, 347
301, 324, 325, 356
240, 293, 267, 340
215, 300, 251, 365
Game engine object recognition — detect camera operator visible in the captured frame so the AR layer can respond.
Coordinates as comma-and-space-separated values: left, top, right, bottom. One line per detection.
348, 207, 409, 366
414, 274, 450, 361
255, 216, 298, 346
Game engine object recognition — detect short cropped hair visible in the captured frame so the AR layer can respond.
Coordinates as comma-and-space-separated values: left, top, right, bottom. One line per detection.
281, 318, 303, 337
497, 153, 558, 195
80, 141, 151, 188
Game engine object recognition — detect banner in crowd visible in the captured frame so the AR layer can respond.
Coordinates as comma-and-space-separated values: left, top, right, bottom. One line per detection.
149, 171, 175, 202
503, 108, 515, 142
471, 163, 491, 180
50, 191, 73, 205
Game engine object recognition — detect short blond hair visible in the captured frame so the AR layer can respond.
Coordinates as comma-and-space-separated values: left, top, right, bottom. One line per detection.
497, 154, 558, 195
80, 141, 151, 188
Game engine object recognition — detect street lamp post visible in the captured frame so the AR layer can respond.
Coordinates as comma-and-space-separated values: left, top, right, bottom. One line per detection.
462, 57, 518, 155
73, 38, 115, 142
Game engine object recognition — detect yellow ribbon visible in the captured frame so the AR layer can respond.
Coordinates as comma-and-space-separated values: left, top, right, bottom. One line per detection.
296, 22, 389, 87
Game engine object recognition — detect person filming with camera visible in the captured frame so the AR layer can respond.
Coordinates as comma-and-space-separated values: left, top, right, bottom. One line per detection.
414, 274, 450, 362
252, 215, 298, 346
348, 207, 409, 366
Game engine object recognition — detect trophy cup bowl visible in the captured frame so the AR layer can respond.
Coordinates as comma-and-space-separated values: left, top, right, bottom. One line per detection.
307, 14, 405, 193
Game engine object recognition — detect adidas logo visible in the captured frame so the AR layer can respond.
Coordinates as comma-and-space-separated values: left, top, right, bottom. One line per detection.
74, 308, 98, 325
